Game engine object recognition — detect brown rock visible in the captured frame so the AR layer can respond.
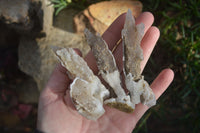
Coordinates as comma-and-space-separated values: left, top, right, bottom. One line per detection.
0, 0, 30, 24
0, 0, 33, 31
74, 10, 96, 35
89, 0, 142, 26
18, 0, 90, 91
18, 30, 89, 91
83, 9, 108, 35
18, 0, 142, 91
74, 0, 143, 35
53, 8, 79, 32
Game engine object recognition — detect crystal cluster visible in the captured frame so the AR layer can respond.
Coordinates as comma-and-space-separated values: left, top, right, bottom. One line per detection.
53, 9, 156, 121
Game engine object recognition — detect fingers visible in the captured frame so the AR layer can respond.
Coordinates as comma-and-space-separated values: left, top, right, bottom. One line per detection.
104, 12, 154, 50
140, 26, 160, 72
132, 69, 174, 123
85, 12, 155, 73
112, 12, 156, 71
151, 69, 174, 99
102, 13, 126, 50
84, 13, 126, 73
135, 12, 154, 33
113, 27, 160, 72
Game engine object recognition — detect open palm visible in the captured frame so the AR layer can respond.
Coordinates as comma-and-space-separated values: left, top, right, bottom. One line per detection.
37, 12, 174, 133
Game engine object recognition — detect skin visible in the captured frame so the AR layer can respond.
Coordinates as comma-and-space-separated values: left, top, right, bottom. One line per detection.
37, 12, 174, 133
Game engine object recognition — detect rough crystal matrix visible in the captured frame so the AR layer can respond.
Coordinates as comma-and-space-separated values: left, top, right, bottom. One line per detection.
53, 9, 156, 121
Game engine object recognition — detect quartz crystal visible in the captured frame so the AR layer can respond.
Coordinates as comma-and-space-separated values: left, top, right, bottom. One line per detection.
53, 9, 156, 120
53, 47, 109, 120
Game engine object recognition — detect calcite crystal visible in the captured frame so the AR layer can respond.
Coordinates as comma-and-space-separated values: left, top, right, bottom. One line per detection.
53, 47, 109, 120
53, 9, 156, 120
122, 10, 156, 107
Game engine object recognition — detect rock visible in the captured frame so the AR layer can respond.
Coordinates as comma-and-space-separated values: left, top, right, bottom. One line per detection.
53, 8, 79, 32
0, 0, 33, 31
74, 0, 143, 35
74, 10, 97, 34
54, 47, 110, 120
18, 0, 90, 91
89, 0, 142, 26
0, 0, 51, 34
18, 29, 89, 91
39, 0, 54, 34
54, 10, 156, 120
17, 0, 142, 91
0, 0, 30, 24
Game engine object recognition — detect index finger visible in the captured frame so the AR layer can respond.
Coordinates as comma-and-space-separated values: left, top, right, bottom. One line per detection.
85, 12, 154, 74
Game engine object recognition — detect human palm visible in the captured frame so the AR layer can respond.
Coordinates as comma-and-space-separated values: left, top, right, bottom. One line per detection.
37, 12, 174, 133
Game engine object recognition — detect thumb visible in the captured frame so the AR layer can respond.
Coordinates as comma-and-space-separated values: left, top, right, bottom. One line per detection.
41, 48, 82, 96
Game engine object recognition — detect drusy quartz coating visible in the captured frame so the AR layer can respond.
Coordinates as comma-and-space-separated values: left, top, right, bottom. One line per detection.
53, 47, 109, 120
53, 9, 156, 121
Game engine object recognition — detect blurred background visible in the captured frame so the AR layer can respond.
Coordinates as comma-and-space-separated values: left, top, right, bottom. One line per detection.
0, 0, 199, 132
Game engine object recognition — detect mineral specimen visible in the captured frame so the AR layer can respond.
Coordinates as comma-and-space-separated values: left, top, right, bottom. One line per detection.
53, 47, 109, 120
53, 9, 156, 120
122, 9, 156, 107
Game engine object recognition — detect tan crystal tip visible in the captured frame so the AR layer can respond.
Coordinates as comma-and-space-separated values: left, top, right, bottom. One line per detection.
53, 9, 156, 121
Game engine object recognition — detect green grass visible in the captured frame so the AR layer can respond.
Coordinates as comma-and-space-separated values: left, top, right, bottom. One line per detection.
134, 0, 200, 132
50, 0, 71, 15
49, 0, 108, 15
49, 0, 87, 15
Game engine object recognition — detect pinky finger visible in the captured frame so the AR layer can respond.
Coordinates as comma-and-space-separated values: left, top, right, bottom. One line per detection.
131, 68, 174, 123
151, 68, 174, 99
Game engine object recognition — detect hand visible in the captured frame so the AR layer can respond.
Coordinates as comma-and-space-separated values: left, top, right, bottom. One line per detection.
37, 12, 174, 133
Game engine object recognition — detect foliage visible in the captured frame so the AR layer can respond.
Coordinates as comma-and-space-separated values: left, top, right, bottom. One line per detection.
50, 0, 72, 16
134, 0, 200, 132
50, 0, 108, 15
50, 0, 88, 15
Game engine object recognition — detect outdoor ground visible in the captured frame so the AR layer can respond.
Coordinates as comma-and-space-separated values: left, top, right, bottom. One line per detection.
0, 0, 199, 133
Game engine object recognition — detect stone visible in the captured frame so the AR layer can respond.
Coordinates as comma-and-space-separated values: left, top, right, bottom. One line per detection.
17, 0, 142, 92
0, 0, 90, 92
0, 0, 52, 34
0, 0, 41, 33
89, 0, 143, 26
53, 10, 156, 120
122, 9, 156, 107
74, 9, 100, 34
74, 0, 143, 35
18, 28, 89, 91
0, 0, 30, 25
54, 47, 109, 120
17, 0, 90, 91
122, 8, 144, 80
84, 29, 118, 73
40, 0, 54, 34
53, 8, 79, 33
85, 29, 134, 112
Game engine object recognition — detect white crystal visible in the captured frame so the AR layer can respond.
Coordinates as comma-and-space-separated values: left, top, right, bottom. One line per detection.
53, 9, 156, 121
55, 47, 109, 120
